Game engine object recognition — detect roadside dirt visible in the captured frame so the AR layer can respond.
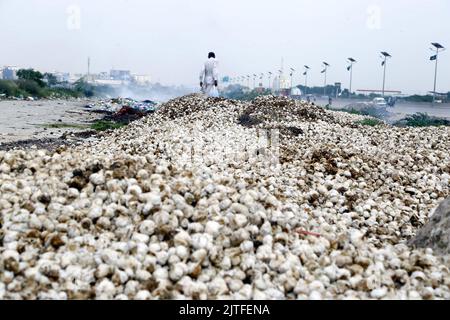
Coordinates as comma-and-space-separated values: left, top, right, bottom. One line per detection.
0, 99, 103, 144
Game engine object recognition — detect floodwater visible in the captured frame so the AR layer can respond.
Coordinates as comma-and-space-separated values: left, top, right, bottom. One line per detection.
314, 98, 450, 122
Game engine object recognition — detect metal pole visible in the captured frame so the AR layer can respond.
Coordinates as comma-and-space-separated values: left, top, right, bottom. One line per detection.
279, 71, 282, 95
433, 48, 439, 104
305, 72, 308, 95
382, 57, 387, 97
349, 64, 353, 98
324, 68, 327, 96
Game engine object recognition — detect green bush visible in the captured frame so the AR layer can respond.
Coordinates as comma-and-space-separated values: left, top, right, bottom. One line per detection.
17, 79, 43, 96
49, 87, 82, 98
0, 79, 83, 99
356, 118, 383, 126
75, 79, 95, 97
90, 120, 125, 131
42, 123, 88, 129
43, 73, 58, 86
395, 113, 450, 127
404, 95, 434, 103
0, 80, 22, 97
17, 69, 45, 87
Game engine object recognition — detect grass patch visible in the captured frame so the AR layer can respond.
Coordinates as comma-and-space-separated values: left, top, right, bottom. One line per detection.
325, 106, 356, 113
42, 123, 89, 129
41, 120, 126, 132
332, 107, 384, 118
356, 118, 383, 127
394, 113, 450, 127
90, 120, 125, 131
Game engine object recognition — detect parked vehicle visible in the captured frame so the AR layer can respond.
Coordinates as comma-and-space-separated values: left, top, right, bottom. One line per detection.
372, 97, 387, 107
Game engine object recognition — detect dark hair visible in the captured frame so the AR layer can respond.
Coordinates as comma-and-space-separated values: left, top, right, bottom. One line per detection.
208, 52, 216, 59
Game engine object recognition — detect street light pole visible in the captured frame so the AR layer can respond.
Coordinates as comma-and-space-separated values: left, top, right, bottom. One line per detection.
347, 58, 356, 98
350, 67, 353, 96
322, 62, 329, 96
290, 72, 294, 90
433, 50, 438, 102
290, 68, 295, 92
382, 58, 387, 97
380, 52, 391, 97
303, 65, 310, 96
268, 72, 273, 90
431, 43, 445, 104
381, 51, 392, 98
278, 70, 282, 94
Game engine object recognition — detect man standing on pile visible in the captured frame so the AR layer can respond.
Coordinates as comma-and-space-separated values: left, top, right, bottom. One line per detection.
199, 52, 219, 97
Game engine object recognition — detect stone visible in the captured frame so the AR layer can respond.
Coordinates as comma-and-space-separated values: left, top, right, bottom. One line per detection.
409, 198, 450, 255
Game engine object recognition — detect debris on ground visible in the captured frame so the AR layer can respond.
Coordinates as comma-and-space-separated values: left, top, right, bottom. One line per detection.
0, 94, 449, 300
86, 97, 158, 114
85, 98, 158, 125
0, 130, 98, 151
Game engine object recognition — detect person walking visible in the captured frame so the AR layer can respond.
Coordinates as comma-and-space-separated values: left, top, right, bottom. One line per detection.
199, 52, 219, 97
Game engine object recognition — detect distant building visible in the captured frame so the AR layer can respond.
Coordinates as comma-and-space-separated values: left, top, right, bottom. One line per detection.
334, 82, 342, 98
93, 79, 123, 87
51, 72, 70, 83
277, 72, 291, 97
98, 72, 110, 80
272, 74, 291, 95
279, 76, 290, 90
132, 74, 152, 86
290, 87, 302, 99
2, 66, 19, 80
68, 74, 84, 84
255, 86, 265, 94
356, 89, 402, 96
110, 70, 131, 81
429, 92, 448, 103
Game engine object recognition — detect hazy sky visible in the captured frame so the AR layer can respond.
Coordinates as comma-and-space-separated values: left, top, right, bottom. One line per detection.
1, 0, 449, 94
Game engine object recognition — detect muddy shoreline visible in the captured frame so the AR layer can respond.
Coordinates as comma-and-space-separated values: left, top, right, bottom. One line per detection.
0, 98, 154, 151
0, 98, 102, 144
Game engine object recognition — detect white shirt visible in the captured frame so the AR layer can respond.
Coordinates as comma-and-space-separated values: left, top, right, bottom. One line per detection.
199, 58, 219, 86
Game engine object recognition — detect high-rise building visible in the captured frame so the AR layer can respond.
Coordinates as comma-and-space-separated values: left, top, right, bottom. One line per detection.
2, 66, 19, 80
110, 70, 131, 81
